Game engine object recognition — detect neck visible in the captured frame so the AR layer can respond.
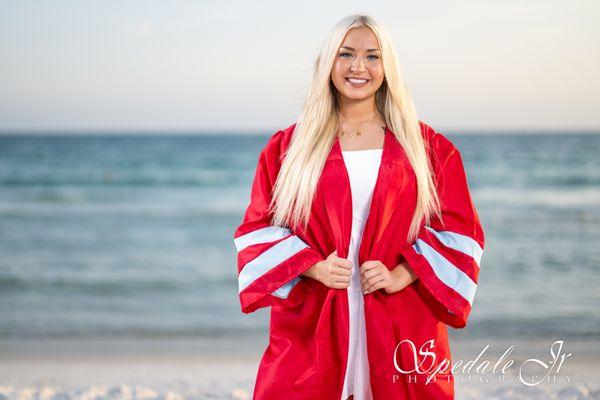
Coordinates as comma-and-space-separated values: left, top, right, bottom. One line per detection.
337, 95, 379, 124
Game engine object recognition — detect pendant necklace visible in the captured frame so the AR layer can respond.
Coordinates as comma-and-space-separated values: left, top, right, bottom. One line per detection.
339, 116, 386, 139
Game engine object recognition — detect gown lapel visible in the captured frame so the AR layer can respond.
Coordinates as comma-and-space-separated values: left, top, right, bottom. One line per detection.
358, 126, 414, 268
322, 125, 413, 265
314, 126, 414, 341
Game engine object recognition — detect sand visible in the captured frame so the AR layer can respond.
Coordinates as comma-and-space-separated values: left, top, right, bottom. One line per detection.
0, 335, 598, 399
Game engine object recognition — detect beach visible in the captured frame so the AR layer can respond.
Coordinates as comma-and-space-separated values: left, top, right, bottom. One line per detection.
1, 335, 599, 399
1, 133, 599, 399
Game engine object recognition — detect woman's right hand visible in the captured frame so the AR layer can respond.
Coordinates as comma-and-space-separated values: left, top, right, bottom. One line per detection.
301, 250, 353, 289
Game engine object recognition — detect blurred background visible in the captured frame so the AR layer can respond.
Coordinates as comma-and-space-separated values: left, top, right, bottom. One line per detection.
0, 1, 599, 399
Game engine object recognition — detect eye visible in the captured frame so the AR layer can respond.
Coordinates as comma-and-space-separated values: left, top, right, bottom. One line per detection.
367, 55, 379, 60
340, 52, 353, 58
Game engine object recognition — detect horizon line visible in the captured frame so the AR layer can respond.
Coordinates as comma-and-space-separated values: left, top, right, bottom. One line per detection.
0, 128, 599, 136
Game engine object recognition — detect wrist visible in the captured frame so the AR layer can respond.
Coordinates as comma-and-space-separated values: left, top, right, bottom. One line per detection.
391, 263, 415, 292
390, 266, 404, 293
301, 260, 321, 280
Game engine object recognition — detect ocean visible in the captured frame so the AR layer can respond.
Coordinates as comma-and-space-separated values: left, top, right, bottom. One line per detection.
0, 132, 599, 342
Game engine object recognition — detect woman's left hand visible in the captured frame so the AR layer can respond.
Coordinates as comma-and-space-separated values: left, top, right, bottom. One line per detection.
360, 260, 418, 295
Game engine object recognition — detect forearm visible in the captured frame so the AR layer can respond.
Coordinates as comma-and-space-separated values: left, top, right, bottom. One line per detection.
391, 261, 418, 292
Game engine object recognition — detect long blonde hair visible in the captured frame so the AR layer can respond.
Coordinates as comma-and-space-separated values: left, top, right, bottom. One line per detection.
270, 13, 443, 243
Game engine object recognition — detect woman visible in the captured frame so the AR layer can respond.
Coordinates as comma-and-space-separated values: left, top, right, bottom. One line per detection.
233, 14, 485, 400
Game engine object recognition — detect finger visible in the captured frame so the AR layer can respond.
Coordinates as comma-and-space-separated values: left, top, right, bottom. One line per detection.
328, 249, 352, 268
335, 259, 353, 270
362, 274, 379, 290
363, 276, 386, 294
332, 266, 352, 276
333, 275, 351, 284
360, 261, 379, 273
360, 268, 380, 286
332, 279, 350, 289
333, 270, 351, 280
332, 270, 352, 279
360, 265, 380, 278
332, 280, 348, 289
363, 273, 387, 291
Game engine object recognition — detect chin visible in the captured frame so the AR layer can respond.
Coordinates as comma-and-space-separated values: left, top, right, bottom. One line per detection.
339, 91, 374, 101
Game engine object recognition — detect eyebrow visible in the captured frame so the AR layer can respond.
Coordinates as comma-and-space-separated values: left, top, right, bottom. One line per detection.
340, 46, 380, 52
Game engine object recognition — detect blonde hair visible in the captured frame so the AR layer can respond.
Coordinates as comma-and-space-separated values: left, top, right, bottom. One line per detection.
270, 13, 443, 243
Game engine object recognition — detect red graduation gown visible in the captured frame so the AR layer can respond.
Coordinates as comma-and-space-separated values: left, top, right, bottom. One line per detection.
233, 121, 485, 399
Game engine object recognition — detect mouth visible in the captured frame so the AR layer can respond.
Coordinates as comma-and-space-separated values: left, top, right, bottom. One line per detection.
345, 77, 370, 87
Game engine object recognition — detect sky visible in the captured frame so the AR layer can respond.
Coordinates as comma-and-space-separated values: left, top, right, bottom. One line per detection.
0, 0, 599, 134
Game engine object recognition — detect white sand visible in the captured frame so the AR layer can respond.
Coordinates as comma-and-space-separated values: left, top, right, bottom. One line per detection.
0, 336, 598, 399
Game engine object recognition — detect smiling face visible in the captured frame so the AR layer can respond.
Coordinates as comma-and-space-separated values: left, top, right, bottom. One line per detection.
331, 26, 385, 102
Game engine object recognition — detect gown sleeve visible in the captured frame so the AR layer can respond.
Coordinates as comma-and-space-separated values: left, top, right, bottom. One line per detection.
233, 130, 326, 314
399, 126, 485, 329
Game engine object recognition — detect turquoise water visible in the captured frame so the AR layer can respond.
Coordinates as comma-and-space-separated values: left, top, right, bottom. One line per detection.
0, 132, 599, 340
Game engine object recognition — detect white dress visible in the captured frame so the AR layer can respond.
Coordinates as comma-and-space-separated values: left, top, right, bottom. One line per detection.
340, 148, 382, 400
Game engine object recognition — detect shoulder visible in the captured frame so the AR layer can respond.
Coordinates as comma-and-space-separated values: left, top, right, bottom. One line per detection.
261, 122, 297, 157
418, 120, 459, 166
259, 122, 297, 165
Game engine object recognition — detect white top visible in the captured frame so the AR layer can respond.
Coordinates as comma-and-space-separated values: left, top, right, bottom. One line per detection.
340, 148, 382, 400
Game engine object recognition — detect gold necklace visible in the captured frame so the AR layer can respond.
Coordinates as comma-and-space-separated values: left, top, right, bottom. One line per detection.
339, 116, 386, 139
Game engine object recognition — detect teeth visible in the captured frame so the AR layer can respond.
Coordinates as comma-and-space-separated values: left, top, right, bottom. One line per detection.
347, 78, 367, 84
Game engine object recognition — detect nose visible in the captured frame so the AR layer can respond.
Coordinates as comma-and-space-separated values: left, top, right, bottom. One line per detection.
350, 56, 366, 72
